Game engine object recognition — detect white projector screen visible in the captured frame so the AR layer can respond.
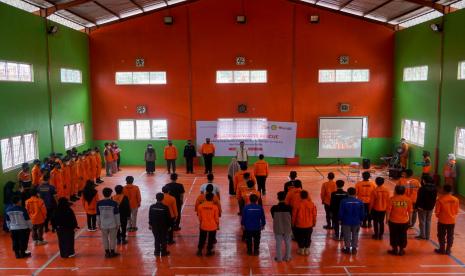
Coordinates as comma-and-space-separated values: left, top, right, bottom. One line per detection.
318, 117, 363, 158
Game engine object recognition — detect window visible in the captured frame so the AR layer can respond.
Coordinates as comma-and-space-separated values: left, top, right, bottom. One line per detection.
216, 70, 267, 83
362, 117, 368, 138
0, 60, 33, 82
458, 61, 465, 80
60, 68, 82, 83
118, 119, 168, 140
318, 69, 369, 83
403, 66, 428, 81
401, 119, 426, 146
64, 122, 85, 149
1, 132, 38, 172
217, 118, 268, 140
455, 128, 465, 159
115, 72, 167, 85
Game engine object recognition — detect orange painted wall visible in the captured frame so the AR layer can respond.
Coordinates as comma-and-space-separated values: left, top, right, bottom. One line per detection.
90, 0, 394, 140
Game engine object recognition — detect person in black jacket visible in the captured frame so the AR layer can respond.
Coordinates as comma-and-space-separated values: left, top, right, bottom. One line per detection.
415, 175, 437, 240
52, 197, 79, 258
3, 181, 20, 232
330, 180, 348, 241
149, 193, 172, 257
283, 171, 299, 195
112, 185, 131, 245
183, 140, 196, 174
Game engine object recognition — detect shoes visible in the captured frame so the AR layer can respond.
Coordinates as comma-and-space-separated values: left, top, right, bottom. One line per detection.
206, 250, 215, 256
161, 251, 170, 256
351, 248, 358, 255
297, 248, 305, 255
341, 248, 351, 254
434, 248, 446, 254
372, 234, 378, 240
122, 240, 128, 245
304, 248, 310, 255
105, 250, 111, 258
274, 257, 282, 262
387, 249, 398, 256
196, 250, 202, 256
68, 253, 76, 258
23, 252, 32, 258
415, 235, 425, 240
398, 249, 405, 256
168, 240, 176, 245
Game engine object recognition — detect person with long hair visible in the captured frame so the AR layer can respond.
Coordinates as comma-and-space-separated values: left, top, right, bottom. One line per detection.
82, 180, 99, 231
52, 197, 78, 258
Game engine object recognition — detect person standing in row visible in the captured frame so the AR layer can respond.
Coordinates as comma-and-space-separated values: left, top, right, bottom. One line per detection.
82, 181, 99, 232
236, 141, 248, 168
339, 187, 365, 254
37, 174, 57, 233
6, 196, 33, 259
242, 194, 266, 256
200, 138, 215, 174
104, 143, 115, 177
435, 184, 459, 255
144, 144, 156, 175
387, 185, 413, 256
149, 193, 171, 257
330, 180, 348, 241
164, 174, 185, 231
228, 158, 241, 195
164, 140, 178, 174
97, 188, 120, 258
196, 193, 220, 257
162, 186, 177, 245
25, 189, 48, 246
254, 154, 269, 196
200, 174, 221, 200
369, 177, 390, 240
184, 140, 196, 174
52, 197, 78, 258
112, 143, 122, 172
292, 190, 317, 256
112, 185, 131, 245
416, 175, 437, 240
321, 172, 337, 230
123, 176, 142, 232
31, 160, 43, 187
270, 191, 292, 262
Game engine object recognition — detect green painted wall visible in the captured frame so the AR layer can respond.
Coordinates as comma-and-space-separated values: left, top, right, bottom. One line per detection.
95, 137, 392, 166
393, 9, 465, 195
0, 3, 92, 208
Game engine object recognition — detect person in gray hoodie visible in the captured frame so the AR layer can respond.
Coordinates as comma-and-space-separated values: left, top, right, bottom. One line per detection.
270, 191, 292, 262
6, 195, 33, 258
97, 188, 121, 258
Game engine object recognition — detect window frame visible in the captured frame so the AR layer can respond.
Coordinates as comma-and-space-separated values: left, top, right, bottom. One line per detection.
118, 119, 168, 140
64, 122, 86, 150
403, 65, 428, 82
60, 68, 82, 84
318, 69, 370, 83
454, 127, 465, 159
458, 61, 465, 80
0, 60, 34, 82
401, 119, 426, 147
115, 71, 167, 85
216, 70, 267, 84
1, 132, 38, 172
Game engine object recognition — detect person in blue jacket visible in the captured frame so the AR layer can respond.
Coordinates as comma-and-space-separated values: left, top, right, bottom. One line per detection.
241, 194, 266, 256
339, 187, 365, 255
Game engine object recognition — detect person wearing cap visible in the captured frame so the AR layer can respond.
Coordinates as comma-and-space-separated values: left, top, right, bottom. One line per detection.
144, 144, 156, 175
200, 138, 215, 174
339, 187, 365, 254
149, 193, 172, 257
387, 185, 413, 256
369, 177, 390, 240
183, 140, 196, 174
164, 140, 178, 174
434, 184, 459, 255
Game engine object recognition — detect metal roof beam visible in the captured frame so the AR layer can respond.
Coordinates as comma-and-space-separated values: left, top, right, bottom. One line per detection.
339, 0, 357, 10
66, 9, 98, 25
129, 0, 144, 11
402, 0, 453, 13
42, 0, 94, 17
93, 1, 120, 18
387, 6, 422, 21
363, 0, 393, 15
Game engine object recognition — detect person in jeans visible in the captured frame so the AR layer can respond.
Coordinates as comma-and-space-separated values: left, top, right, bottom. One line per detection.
434, 184, 459, 255
144, 144, 156, 175
320, 172, 337, 230
254, 154, 269, 196
369, 177, 390, 240
123, 176, 142, 232
112, 185, 131, 245
387, 185, 413, 256
270, 191, 292, 262
149, 193, 172, 257
97, 188, 121, 258
5, 196, 33, 258
25, 189, 48, 245
242, 194, 266, 256
52, 197, 79, 258
292, 190, 317, 256
196, 193, 220, 256
415, 175, 437, 240
339, 187, 365, 255
330, 180, 348, 241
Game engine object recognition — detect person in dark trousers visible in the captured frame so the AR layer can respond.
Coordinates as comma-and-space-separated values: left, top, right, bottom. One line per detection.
339, 187, 365, 255
271, 191, 292, 262
369, 177, 390, 240
183, 140, 196, 174
36, 174, 57, 232
164, 173, 185, 231
284, 171, 299, 195
149, 193, 172, 257
200, 138, 215, 174
330, 180, 348, 241
196, 193, 220, 256
5, 196, 33, 258
97, 188, 121, 258
321, 172, 337, 230
435, 184, 459, 255
144, 144, 156, 175
415, 175, 437, 240
112, 185, 131, 245
254, 154, 269, 196
3, 181, 20, 232
242, 194, 266, 256
52, 197, 79, 258
387, 185, 413, 256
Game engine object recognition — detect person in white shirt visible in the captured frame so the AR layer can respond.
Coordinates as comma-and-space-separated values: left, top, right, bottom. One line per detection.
200, 174, 220, 200
236, 141, 248, 168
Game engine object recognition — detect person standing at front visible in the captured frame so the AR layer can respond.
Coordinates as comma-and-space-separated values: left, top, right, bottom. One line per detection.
200, 138, 215, 174
184, 140, 196, 174
254, 154, 269, 196
164, 140, 178, 174
386, 185, 413, 256
196, 193, 220, 257
144, 144, 156, 175
236, 141, 248, 168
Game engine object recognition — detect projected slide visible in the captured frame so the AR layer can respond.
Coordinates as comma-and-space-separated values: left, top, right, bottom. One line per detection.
318, 117, 363, 158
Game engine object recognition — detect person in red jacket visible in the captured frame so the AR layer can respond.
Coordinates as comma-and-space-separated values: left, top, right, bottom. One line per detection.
196, 193, 219, 257
434, 184, 459, 255
292, 190, 317, 256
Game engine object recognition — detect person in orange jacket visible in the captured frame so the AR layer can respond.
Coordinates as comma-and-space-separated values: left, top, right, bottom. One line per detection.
369, 177, 390, 240
285, 180, 303, 209
162, 186, 177, 244
253, 154, 269, 196
164, 140, 178, 174
200, 138, 215, 174
69, 157, 79, 201
386, 185, 413, 256
236, 172, 254, 215
61, 158, 72, 200
242, 180, 262, 206
88, 150, 97, 183
196, 193, 220, 256
25, 189, 48, 245
292, 190, 317, 256
82, 180, 99, 231
399, 169, 420, 227
434, 184, 459, 255
18, 163, 32, 189
104, 143, 115, 177
123, 176, 142, 232
355, 171, 376, 228
443, 154, 457, 193
94, 147, 104, 184
195, 184, 222, 216
31, 159, 42, 187
320, 172, 337, 230
50, 163, 63, 189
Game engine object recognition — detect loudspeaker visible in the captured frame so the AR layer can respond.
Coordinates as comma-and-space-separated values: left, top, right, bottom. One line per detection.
362, 159, 370, 169
236, 15, 246, 24
164, 16, 174, 25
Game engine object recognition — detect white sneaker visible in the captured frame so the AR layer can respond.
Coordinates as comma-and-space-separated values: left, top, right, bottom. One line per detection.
68, 253, 76, 258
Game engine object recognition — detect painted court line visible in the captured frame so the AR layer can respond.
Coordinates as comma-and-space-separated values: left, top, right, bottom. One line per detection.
181, 176, 197, 214
421, 265, 465, 268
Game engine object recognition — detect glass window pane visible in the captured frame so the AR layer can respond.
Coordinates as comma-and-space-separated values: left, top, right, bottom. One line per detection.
136, 120, 151, 139
18, 64, 32, 82
216, 71, 233, 83
318, 70, 335, 83
152, 120, 168, 139
12, 136, 24, 166
233, 71, 250, 83
1, 138, 13, 170
362, 117, 368, 138
76, 123, 84, 144
335, 70, 352, 82
149, 72, 167, 84
64, 125, 70, 149
352, 70, 369, 82
0, 61, 6, 81
7, 62, 19, 81
250, 70, 267, 83
24, 133, 36, 161
116, 72, 133, 84
133, 72, 150, 84
119, 120, 135, 139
